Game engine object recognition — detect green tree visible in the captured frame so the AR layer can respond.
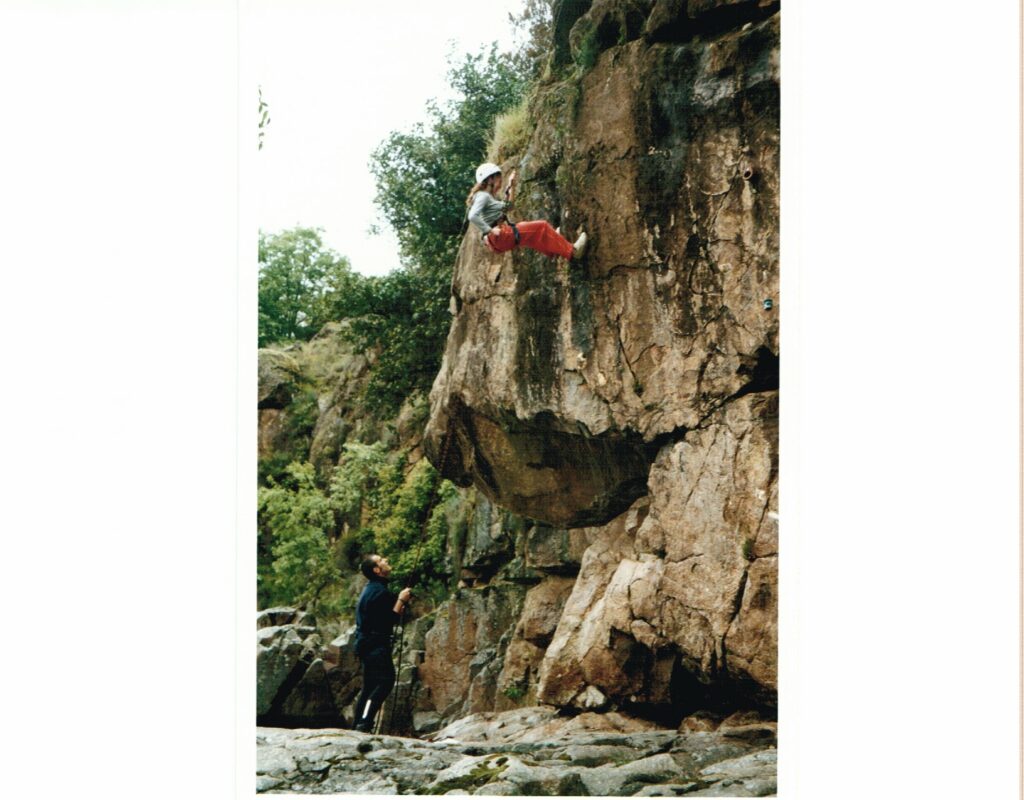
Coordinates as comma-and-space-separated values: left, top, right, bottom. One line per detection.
258, 227, 356, 347
257, 462, 339, 611
330, 268, 450, 412
370, 44, 528, 278
328, 46, 526, 412
509, 0, 554, 80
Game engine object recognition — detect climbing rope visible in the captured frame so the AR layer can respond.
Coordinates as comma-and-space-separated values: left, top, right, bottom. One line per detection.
381, 405, 463, 736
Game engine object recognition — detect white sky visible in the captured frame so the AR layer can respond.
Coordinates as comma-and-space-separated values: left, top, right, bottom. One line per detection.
250, 0, 529, 276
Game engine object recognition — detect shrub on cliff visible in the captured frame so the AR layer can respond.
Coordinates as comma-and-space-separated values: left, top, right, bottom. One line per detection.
329, 268, 450, 414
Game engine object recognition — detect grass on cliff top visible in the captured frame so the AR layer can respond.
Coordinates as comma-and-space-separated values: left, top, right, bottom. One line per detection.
486, 97, 532, 162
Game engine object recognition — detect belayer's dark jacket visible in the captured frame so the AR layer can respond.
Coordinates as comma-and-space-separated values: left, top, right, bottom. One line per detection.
355, 577, 400, 651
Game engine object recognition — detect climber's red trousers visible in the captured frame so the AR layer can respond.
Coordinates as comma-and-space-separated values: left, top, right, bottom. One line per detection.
485, 221, 574, 260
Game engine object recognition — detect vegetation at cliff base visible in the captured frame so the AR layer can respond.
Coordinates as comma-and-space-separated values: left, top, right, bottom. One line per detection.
258, 445, 458, 613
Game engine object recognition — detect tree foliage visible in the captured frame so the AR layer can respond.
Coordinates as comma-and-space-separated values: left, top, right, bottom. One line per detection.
257, 462, 340, 612
509, 0, 555, 80
328, 267, 451, 413
370, 45, 528, 278
258, 227, 355, 347
258, 48, 528, 410
257, 447, 457, 612
256, 44, 536, 616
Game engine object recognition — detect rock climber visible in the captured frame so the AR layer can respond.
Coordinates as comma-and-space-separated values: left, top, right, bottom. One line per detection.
352, 554, 413, 733
466, 162, 587, 261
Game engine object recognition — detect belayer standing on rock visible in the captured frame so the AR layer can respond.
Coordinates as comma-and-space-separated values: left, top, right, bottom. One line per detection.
352, 554, 413, 733
467, 162, 587, 261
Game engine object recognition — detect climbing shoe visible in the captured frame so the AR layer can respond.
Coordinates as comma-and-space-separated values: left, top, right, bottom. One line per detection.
572, 231, 588, 260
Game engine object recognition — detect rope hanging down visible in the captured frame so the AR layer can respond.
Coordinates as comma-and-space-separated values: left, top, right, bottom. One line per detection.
379, 407, 463, 736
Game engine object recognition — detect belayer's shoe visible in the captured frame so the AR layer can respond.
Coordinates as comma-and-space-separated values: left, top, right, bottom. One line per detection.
353, 721, 372, 733
572, 231, 588, 260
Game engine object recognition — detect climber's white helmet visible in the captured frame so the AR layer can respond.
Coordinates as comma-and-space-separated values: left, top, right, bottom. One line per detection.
475, 162, 502, 184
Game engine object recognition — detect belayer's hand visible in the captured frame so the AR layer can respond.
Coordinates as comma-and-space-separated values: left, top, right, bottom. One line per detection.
398, 588, 413, 603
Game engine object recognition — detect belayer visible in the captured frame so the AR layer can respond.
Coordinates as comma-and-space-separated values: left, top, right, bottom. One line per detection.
467, 162, 588, 261
352, 554, 413, 733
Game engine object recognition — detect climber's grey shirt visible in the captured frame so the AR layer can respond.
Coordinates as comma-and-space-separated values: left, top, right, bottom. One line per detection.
467, 190, 508, 235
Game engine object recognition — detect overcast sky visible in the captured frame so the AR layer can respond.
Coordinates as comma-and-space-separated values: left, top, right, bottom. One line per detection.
250, 0, 529, 276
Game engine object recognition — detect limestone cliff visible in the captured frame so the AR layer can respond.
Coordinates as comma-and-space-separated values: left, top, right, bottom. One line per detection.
424, 0, 779, 710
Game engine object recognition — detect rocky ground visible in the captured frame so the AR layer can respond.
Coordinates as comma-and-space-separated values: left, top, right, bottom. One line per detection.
256, 706, 776, 796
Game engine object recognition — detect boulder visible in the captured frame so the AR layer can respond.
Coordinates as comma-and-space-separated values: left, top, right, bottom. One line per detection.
257, 350, 300, 409
256, 624, 308, 717
493, 575, 575, 709
461, 495, 521, 576
524, 524, 597, 573
256, 612, 364, 727
278, 658, 341, 726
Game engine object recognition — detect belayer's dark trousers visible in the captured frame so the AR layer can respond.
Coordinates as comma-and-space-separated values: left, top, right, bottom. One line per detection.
353, 643, 395, 732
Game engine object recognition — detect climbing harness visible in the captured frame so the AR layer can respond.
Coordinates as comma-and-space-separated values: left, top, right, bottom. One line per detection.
504, 217, 520, 245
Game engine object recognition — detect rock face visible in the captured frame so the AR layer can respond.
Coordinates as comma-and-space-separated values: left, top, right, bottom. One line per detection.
256, 608, 364, 728
256, 0, 779, 750
256, 707, 777, 795
536, 393, 777, 710
426, 0, 780, 530
407, 506, 595, 733
419, 583, 529, 721
421, 0, 779, 707
258, 322, 401, 476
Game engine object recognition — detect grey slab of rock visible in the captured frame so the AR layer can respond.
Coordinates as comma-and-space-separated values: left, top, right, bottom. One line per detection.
255, 775, 285, 792
686, 777, 776, 797
256, 626, 306, 715
549, 743, 640, 766
427, 753, 510, 789
257, 747, 298, 778
632, 784, 700, 796
670, 732, 756, 769
690, 749, 777, 797
472, 780, 520, 796
581, 753, 690, 796
699, 749, 776, 780
257, 712, 776, 795
414, 710, 443, 734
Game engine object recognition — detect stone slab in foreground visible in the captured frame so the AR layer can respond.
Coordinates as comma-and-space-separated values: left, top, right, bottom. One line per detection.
256, 707, 776, 796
